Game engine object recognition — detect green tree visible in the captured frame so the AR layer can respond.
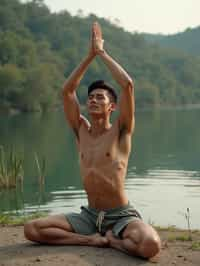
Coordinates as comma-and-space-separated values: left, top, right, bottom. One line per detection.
0, 64, 23, 107
136, 79, 160, 107
0, 31, 19, 65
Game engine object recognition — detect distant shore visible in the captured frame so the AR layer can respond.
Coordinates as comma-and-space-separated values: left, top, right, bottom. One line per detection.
1, 103, 200, 117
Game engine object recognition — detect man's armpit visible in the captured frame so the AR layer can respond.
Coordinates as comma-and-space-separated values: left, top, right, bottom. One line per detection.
80, 115, 91, 130
72, 126, 79, 140
118, 117, 134, 138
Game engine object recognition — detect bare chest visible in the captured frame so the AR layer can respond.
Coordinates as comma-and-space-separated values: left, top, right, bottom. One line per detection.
79, 129, 118, 168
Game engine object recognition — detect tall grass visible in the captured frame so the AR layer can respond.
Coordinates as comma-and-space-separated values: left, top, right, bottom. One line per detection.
179, 207, 192, 240
0, 146, 24, 189
34, 152, 46, 210
34, 152, 46, 188
0, 146, 47, 220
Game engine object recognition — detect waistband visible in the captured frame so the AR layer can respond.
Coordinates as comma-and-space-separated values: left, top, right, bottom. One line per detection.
86, 202, 132, 215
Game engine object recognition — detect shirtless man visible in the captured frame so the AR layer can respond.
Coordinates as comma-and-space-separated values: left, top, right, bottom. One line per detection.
24, 22, 161, 259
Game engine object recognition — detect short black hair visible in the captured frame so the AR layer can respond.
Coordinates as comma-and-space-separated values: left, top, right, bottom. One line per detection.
88, 80, 117, 103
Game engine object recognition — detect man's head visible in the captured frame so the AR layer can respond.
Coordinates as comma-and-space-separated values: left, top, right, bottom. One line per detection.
87, 80, 117, 116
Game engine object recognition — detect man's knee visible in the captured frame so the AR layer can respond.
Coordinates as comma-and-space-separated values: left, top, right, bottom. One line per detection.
24, 220, 40, 242
138, 235, 161, 258
123, 227, 161, 258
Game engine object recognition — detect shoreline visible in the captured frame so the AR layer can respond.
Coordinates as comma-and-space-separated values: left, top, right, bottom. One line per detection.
0, 225, 200, 266
1, 103, 200, 117
1, 211, 199, 231
1, 212, 200, 265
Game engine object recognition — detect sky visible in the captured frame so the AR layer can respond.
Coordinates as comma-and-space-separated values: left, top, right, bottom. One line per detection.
24, 0, 200, 34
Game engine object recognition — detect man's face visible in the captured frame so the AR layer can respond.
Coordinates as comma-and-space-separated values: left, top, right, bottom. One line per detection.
87, 88, 115, 116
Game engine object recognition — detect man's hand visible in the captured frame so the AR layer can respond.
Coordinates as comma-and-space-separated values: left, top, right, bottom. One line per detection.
89, 22, 104, 57
93, 22, 104, 54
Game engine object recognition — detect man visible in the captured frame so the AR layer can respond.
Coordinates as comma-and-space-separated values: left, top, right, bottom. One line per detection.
24, 22, 161, 259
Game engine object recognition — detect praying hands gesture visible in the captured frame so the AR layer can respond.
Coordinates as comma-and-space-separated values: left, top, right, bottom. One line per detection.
63, 21, 134, 135
89, 22, 104, 57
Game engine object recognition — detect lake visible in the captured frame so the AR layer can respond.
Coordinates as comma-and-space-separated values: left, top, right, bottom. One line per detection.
0, 107, 200, 229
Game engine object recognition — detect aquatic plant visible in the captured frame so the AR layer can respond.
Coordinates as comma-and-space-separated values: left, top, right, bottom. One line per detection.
34, 152, 46, 188
179, 207, 192, 240
185, 207, 192, 240
0, 146, 24, 189
34, 152, 46, 211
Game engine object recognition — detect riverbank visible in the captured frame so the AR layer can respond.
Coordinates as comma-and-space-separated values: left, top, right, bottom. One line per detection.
1, 103, 200, 116
0, 225, 200, 266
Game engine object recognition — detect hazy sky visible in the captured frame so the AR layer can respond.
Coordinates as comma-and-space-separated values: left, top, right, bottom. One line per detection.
25, 0, 200, 34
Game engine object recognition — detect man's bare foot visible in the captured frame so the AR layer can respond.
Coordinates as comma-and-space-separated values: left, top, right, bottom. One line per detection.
106, 230, 125, 251
91, 233, 109, 247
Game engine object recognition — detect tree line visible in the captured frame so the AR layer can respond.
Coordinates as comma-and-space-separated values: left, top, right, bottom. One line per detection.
0, 0, 200, 113
143, 26, 200, 56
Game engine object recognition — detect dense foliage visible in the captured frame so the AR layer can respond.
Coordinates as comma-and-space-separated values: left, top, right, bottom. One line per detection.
143, 27, 200, 56
0, 0, 200, 113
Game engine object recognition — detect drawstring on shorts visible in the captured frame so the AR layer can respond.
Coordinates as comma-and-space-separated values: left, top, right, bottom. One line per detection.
96, 211, 105, 233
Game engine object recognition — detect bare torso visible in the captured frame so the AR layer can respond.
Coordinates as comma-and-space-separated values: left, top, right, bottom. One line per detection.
77, 119, 132, 210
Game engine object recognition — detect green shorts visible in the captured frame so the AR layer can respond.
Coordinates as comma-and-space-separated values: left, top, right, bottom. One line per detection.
64, 203, 142, 238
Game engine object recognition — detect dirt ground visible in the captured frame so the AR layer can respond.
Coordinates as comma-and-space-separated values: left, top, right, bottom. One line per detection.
0, 226, 200, 266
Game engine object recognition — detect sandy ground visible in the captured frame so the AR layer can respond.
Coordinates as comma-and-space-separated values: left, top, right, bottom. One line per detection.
0, 226, 200, 266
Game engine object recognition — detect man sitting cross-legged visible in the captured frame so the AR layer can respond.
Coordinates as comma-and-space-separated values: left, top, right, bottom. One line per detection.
24, 22, 161, 259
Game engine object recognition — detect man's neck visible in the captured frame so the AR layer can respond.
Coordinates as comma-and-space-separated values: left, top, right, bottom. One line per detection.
89, 116, 111, 137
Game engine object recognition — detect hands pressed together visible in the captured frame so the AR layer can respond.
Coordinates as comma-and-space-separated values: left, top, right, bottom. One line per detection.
89, 22, 105, 57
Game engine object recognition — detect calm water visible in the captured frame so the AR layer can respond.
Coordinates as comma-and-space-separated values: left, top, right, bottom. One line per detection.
0, 108, 200, 229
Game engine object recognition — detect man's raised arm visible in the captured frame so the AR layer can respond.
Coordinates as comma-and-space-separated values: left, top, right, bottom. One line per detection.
100, 51, 134, 133
93, 23, 135, 133
62, 24, 97, 138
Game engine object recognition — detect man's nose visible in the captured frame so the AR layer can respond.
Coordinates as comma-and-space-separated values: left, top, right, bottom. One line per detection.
90, 98, 97, 103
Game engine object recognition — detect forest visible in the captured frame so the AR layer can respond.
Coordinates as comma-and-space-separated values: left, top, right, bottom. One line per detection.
143, 26, 200, 56
0, 0, 200, 113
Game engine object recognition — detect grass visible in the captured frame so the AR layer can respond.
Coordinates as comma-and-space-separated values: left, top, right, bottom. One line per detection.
191, 241, 200, 250
0, 145, 24, 189
167, 234, 192, 242
0, 146, 46, 191
153, 208, 193, 241
0, 212, 48, 226
179, 207, 192, 240
0, 146, 47, 226
155, 225, 178, 232
34, 152, 46, 188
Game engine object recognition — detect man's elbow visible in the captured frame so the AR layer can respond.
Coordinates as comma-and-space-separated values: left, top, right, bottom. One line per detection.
62, 82, 70, 96
128, 78, 134, 89
62, 86, 74, 98
62, 82, 67, 96
125, 78, 134, 92
62, 80, 78, 96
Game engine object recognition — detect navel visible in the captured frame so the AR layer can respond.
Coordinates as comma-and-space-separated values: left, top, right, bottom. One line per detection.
117, 161, 126, 170
81, 153, 84, 159
106, 152, 110, 157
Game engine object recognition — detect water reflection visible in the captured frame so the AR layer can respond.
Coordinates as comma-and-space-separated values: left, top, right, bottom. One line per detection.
0, 108, 200, 228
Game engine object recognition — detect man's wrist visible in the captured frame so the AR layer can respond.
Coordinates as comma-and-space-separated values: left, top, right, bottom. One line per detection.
97, 49, 106, 57
87, 52, 96, 61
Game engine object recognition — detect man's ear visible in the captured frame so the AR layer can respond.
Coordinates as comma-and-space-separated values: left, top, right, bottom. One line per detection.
110, 102, 117, 112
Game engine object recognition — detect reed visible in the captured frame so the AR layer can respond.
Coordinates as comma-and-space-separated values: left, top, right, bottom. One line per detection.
185, 207, 192, 240
179, 207, 192, 240
34, 152, 46, 188
0, 146, 24, 189
34, 152, 46, 211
